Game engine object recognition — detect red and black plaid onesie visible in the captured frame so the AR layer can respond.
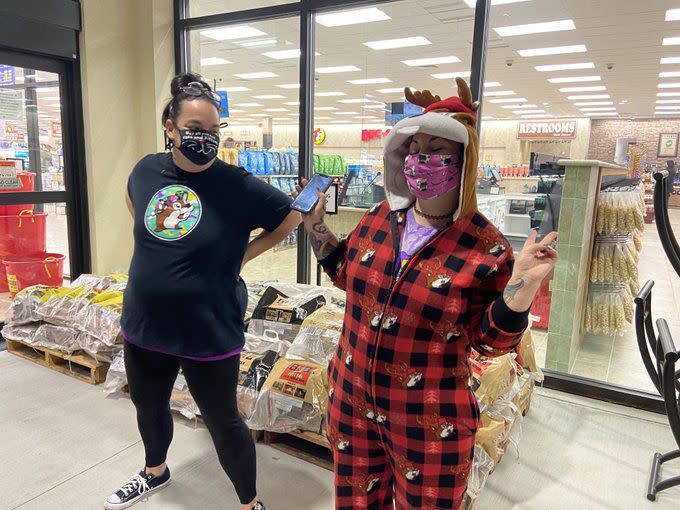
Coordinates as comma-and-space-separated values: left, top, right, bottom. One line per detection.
320, 201, 527, 510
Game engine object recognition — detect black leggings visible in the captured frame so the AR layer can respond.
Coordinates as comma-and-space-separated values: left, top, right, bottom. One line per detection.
124, 342, 256, 505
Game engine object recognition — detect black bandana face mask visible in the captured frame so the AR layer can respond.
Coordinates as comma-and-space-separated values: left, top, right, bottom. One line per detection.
175, 128, 219, 165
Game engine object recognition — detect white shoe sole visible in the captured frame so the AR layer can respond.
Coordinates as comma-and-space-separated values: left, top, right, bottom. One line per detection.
104, 478, 171, 510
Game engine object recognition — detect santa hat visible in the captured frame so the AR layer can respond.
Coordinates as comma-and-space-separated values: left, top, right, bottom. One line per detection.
383, 78, 480, 220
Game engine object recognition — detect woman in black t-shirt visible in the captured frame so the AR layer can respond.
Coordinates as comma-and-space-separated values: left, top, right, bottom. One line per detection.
105, 73, 299, 510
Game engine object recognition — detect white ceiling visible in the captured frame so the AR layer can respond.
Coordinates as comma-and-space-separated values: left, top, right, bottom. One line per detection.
192, 0, 680, 124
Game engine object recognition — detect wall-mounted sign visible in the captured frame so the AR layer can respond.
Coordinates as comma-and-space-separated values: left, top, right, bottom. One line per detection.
51, 121, 62, 139
658, 133, 679, 158
517, 120, 577, 140
313, 128, 326, 145
0, 65, 15, 86
361, 129, 391, 142
217, 91, 229, 119
0, 89, 23, 121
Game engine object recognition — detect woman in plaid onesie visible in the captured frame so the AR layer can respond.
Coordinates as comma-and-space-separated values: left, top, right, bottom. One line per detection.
299, 79, 557, 510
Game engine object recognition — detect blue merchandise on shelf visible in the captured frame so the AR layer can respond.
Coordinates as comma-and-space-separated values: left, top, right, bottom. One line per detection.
238, 151, 248, 169
271, 152, 282, 174
263, 151, 274, 175
281, 152, 290, 174
289, 152, 299, 173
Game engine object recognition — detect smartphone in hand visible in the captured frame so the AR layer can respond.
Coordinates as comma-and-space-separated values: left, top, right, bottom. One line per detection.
291, 173, 333, 213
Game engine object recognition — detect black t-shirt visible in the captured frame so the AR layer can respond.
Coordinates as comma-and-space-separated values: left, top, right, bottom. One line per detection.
121, 152, 292, 358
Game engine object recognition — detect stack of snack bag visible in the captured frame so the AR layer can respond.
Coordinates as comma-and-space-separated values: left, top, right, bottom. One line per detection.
248, 282, 333, 343
2, 274, 127, 362
465, 329, 542, 504
237, 331, 290, 429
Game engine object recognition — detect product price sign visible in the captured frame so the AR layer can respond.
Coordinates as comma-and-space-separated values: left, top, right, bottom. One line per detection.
325, 183, 339, 215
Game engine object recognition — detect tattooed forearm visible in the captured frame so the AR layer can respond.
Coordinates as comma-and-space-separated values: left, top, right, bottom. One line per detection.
308, 220, 339, 260
503, 278, 525, 303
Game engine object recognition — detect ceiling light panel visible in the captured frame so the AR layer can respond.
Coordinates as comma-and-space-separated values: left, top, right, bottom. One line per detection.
253, 94, 285, 99
658, 92, 680, 96
432, 71, 471, 79
484, 90, 516, 96
235, 102, 263, 107
485, 82, 502, 87
661, 57, 680, 64
316, 92, 346, 97
495, 19, 575, 37
348, 78, 392, 84
284, 101, 300, 105
364, 36, 431, 50
585, 112, 618, 116
656, 105, 680, 110
277, 83, 300, 89
502, 104, 537, 109
315, 106, 338, 110
548, 76, 601, 83
657, 99, 680, 103
573, 101, 613, 106
522, 114, 554, 118
338, 98, 372, 103
333, 112, 357, 115
200, 57, 232, 66
489, 97, 528, 103
664, 37, 680, 45
234, 72, 278, 79
518, 45, 587, 57
580, 107, 616, 111
401, 56, 461, 66
656, 111, 680, 115
559, 85, 606, 92
659, 82, 680, 88
316, 8, 390, 27
667, 9, 680, 21
239, 38, 277, 48
264, 108, 289, 112
377, 88, 405, 93
316, 65, 360, 74
535, 62, 595, 72
217, 86, 250, 92
464, 0, 531, 6
567, 94, 610, 99
201, 25, 266, 41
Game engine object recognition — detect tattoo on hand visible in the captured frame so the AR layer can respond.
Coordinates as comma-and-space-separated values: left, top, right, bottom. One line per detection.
503, 278, 525, 303
308, 220, 338, 260
312, 222, 329, 235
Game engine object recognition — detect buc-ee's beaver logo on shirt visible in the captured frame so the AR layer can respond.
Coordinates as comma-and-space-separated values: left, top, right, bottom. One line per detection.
145, 185, 202, 241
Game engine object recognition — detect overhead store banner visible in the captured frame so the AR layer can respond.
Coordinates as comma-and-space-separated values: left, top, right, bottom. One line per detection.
517, 120, 577, 140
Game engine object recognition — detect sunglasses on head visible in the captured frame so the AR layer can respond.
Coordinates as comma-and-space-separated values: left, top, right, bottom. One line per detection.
181, 81, 221, 104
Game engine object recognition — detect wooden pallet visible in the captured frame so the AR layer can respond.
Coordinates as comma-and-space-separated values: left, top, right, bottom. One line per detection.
6, 339, 109, 385
263, 430, 332, 471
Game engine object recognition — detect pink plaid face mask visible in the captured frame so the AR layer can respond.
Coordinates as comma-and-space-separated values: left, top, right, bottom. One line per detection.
403, 153, 462, 199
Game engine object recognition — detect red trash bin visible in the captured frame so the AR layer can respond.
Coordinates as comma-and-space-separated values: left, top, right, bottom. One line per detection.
0, 172, 36, 215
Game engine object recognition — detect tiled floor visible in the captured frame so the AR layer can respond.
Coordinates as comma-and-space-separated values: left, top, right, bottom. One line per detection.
3, 351, 680, 510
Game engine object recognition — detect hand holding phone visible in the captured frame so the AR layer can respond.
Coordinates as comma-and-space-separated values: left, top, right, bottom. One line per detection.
292, 173, 333, 214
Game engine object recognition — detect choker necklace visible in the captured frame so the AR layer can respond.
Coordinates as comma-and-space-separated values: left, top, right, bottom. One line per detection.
414, 206, 453, 222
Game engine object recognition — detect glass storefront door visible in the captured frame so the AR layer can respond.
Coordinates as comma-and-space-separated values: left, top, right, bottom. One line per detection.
0, 50, 82, 322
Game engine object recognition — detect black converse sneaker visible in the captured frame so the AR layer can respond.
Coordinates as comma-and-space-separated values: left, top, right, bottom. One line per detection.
252, 503, 266, 510
104, 468, 171, 509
